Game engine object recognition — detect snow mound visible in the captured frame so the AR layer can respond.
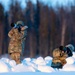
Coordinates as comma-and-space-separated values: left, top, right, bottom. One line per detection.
66, 57, 75, 64
0, 52, 75, 73
0, 61, 11, 72
38, 65, 55, 72
62, 64, 75, 71
35, 57, 46, 65
12, 64, 35, 72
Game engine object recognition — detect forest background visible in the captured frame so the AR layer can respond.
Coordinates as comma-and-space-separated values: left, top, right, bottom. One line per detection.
0, 0, 75, 58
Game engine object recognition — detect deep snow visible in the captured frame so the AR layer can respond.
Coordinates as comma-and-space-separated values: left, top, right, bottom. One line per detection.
0, 52, 75, 75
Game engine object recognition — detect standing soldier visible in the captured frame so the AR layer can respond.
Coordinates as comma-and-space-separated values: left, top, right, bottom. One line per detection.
8, 21, 28, 64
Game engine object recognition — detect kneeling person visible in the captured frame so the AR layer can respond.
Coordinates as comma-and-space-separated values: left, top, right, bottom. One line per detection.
51, 44, 74, 69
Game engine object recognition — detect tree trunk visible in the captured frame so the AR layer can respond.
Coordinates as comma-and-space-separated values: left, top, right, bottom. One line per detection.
61, 19, 66, 46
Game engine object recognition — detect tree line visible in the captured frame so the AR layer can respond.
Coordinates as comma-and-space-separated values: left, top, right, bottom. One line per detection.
0, 0, 75, 58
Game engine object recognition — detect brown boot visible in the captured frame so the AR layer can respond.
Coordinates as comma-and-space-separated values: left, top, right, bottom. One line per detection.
10, 52, 21, 64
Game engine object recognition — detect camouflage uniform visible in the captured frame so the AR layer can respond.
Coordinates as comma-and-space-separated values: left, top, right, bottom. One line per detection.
51, 48, 68, 69
8, 21, 28, 64
51, 44, 74, 69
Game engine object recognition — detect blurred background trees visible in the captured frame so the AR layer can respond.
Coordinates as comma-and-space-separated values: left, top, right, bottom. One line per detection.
0, 0, 75, 57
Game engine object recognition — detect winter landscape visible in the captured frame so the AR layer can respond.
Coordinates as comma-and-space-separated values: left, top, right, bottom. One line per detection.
0, 52, 75, 75
0, 0, 75, 75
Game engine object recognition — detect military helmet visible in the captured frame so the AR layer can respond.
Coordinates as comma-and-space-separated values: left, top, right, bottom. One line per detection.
16, 21, 24, 26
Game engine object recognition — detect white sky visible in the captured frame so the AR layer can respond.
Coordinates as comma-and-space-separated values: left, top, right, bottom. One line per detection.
0, 0, 74, 11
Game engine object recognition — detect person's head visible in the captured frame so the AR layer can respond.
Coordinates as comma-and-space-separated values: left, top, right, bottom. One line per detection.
11, 21, 24, 28
11, 21, 27, 32
53, 48, 62, 57
15, 21, 24, 32
16, 21, 28, 31
16, 21, 24, 27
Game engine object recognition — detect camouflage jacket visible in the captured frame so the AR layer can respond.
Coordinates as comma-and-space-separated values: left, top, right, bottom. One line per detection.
8, 27, 26, 54
52, 48, 68, 66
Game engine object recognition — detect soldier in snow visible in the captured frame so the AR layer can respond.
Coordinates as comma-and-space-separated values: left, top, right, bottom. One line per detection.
51, 44, 74, 69
8, 21, 28, 64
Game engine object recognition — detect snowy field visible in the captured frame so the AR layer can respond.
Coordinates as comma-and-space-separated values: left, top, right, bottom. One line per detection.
0, 52, 75, 75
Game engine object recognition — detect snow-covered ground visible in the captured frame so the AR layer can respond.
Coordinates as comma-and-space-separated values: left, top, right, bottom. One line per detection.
0, 52, 75, 75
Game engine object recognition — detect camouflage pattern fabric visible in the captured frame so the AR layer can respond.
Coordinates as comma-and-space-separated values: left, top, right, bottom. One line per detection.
8, 26, 27, 64
51, 48, 68, 68
10, 52, 21, 64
